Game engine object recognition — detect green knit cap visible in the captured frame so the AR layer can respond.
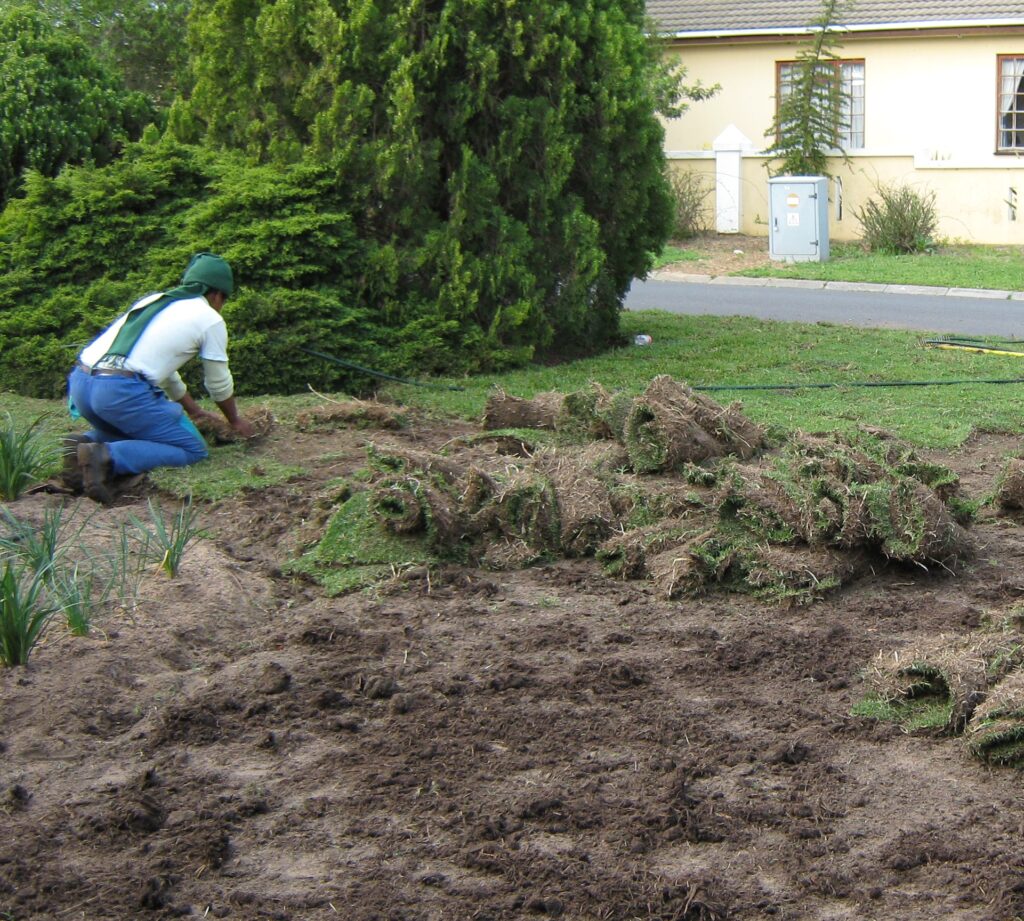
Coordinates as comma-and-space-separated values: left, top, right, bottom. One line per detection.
182, 252, 234, 295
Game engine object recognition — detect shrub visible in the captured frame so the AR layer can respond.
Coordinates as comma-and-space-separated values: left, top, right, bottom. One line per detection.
667, 170, 712, 239
0, 140, 380, 397
855, 182, 938, 254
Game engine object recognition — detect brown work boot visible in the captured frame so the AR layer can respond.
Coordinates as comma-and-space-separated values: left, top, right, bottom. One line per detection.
61, 434, 91, 493
78, 442, 114, 505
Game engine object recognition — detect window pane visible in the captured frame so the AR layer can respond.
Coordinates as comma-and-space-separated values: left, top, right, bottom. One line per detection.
839, 62, 865, 149
1000, 57, 1024, 150
779, 63, 796, 97
776, 59, 864, 150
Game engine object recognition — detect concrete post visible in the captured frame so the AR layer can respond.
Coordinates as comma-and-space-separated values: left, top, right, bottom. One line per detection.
712, 125, 754, 234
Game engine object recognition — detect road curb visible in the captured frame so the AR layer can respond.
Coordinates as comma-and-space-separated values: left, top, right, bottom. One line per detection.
650, 270, 1023, 299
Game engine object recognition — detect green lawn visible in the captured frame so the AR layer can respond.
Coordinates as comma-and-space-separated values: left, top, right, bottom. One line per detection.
651, 244, 704, 269
388, 310, 1024, 449
656, 238, 1024, 290
739, 241, 1024, 290
5, 310, 1024, 502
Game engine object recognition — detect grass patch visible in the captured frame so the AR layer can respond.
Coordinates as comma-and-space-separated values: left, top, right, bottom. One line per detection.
851, 693, 954, 732
287, 489, 435, 595
735, 241, 1024, 290
311, 563, 397, 596
149, 444, 304, 500
651, 245, 703, 270
448, 427, 560, 452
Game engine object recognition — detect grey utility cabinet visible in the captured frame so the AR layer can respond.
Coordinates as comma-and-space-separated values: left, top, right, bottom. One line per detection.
768, 176, 829, 262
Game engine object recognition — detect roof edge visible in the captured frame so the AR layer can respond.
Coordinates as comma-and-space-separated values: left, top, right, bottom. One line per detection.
659, 18, 1024, 40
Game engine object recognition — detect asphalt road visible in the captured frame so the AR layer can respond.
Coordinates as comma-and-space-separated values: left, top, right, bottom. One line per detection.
625, 277, 1024, 337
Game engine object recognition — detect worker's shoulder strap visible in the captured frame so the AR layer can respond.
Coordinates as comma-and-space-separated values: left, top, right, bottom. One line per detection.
99, 283, 205, 363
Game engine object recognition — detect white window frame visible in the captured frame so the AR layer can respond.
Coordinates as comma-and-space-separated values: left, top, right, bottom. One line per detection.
998, 55, 1024, 152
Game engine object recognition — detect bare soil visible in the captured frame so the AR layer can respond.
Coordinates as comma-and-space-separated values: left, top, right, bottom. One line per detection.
659, 234, 773, 277
4, 411, 1024, 921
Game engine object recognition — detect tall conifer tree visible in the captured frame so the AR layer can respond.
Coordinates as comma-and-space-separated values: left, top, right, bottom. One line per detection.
178, 0, 675, 356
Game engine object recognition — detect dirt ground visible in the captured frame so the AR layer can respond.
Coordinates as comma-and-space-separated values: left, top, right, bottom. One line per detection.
4, 408, 1024, 921
658, 235, 773, 277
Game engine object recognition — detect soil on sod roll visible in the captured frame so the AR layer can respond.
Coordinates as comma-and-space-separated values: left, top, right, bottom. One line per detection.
294, 398, 408, 432
624, 376, 765, 472
866, 631, 1024, 733
7, 401, 1024, 920
994, 455, 1024, 509
194, 404, 277, 443
482, 387, 565, 431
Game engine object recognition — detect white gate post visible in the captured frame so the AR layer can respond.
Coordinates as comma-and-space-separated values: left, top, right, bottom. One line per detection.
713, 125, 754, 234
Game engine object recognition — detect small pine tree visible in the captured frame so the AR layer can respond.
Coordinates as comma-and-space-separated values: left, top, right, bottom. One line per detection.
764, 0, 851, 177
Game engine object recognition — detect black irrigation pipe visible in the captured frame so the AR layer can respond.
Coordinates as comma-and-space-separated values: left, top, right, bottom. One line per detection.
695, 334, 1024, 391
298, 346, 466, 392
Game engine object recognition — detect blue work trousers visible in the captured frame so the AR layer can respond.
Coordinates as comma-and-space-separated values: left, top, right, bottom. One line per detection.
68, 367, 208, 475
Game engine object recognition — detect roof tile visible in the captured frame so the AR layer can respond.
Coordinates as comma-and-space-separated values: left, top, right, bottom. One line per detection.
647, 0, 1024, 34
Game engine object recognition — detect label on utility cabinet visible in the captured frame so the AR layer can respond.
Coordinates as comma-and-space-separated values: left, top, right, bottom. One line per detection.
786, 193, 800, 208
787, 212, 800, 226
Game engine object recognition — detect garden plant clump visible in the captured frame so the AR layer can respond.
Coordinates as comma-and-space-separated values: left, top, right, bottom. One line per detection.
0, 413, 61, 501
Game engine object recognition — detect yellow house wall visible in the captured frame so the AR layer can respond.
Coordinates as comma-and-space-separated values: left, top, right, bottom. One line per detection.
664, 33, 1024, 243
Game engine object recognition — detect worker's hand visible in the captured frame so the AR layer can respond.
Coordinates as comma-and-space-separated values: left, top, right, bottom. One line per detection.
231, 416, 257, 439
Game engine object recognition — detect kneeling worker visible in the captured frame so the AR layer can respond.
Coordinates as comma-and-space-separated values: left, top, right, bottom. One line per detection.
67, 252, 255, 503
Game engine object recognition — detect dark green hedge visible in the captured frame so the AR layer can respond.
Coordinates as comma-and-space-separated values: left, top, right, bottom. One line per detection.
0, 137, 525, 397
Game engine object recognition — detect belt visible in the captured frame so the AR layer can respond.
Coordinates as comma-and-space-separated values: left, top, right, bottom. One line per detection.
75, 360, 145, 380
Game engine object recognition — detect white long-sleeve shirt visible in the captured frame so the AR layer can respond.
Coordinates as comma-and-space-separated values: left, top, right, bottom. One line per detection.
79, 292, 235, 402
